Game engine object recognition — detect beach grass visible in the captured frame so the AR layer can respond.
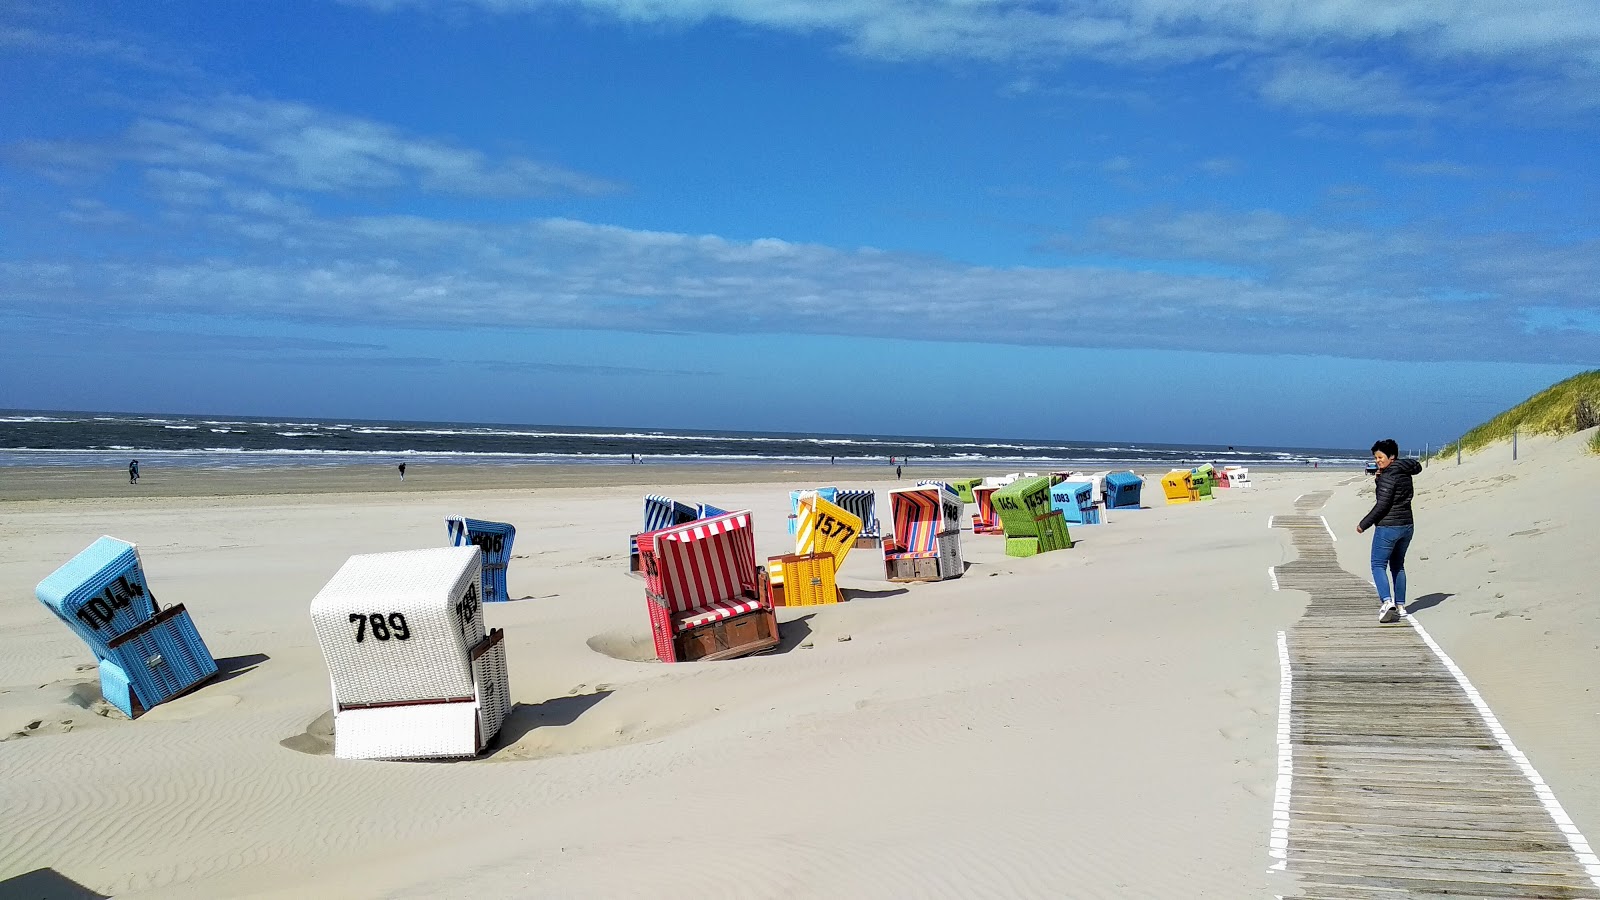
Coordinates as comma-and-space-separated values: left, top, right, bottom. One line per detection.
1434, 369, 1600, 459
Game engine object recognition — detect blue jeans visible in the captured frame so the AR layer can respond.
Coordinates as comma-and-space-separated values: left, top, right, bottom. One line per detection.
1370, 525, 1414, 606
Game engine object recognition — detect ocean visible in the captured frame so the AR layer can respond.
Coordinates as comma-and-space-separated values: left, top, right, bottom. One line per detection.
0, 410, 1366, 470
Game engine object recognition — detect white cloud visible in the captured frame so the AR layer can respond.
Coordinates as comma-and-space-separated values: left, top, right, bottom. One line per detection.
1385, 159, 1484, 178
1258, 60, 1441, 117
14, 94, 621, 199
3, 200, 1596, 364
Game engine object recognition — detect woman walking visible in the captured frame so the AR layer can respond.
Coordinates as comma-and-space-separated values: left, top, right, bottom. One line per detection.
1355, 439, 1422, 623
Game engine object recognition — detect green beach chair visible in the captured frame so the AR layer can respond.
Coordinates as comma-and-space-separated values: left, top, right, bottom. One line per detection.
992, 476, 1073, 557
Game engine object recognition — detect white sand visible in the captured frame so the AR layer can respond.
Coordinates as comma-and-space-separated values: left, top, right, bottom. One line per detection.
0, 445, 1593, 898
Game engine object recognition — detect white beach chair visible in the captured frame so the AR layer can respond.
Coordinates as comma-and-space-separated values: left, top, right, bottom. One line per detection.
310, 547, 510, 761
1223, 465, 1253, 488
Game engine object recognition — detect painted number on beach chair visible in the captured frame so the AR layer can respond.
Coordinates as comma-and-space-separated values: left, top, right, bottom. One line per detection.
469, 533, 505, 555
74, 575, 147, 631
350, 612, 411, 643
454, 584, 480, 630
814, 513, 856, 544
996, 497, 1021, 511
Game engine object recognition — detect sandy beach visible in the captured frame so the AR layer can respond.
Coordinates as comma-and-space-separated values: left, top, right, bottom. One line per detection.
2, 437, 1596, 898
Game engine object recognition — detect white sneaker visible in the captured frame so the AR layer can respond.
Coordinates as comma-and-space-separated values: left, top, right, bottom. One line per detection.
1378, 600, 1399, 624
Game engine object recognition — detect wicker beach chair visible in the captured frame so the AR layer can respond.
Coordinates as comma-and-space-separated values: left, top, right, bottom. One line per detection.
1162, 470, 1199, 504
1105, 471, 1144, 509
1191, 465, 1217, 500
35, 536, 219, 719
446, 517, 517, 603
1049, 480, 1100, 525
630, 494, 698, 572
1223, 465, 1252, 488
767, 493, 862, 606
639, 510, 777, 662
993, 476, 1073, 557
310, 547, 509, 760
834, 489, 881, 547
882, 485, 964, 582
971, 485, 1003, 534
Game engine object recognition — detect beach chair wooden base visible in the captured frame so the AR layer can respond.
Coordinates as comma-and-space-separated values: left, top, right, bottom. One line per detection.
767, 553, 840, 607
853, 535, 882, 549
676, 608, 779, 662
885, 555, 942, 582
332, 629, 509, 760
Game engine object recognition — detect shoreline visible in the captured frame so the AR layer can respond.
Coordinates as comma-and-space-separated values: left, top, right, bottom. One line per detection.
0, 461, 1358, 502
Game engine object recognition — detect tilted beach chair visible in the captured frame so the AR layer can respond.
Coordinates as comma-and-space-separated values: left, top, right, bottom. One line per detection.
640, 510, 778, 662
834, 489, 881, 547
1223, 465, 1252, 488
630, 494, 698, 572
1191, 465, 1217, 500
949, 478, 985, 505
446, 517, 516, 603
971, 485, 1003, 534
767, 493, 862, 606
994, 476, 1073, 557
310, 546, 509, 760
882, 486, 964, 582
1162, 470, 1199, 504
1049, 480, 1100, 525
1104, 471, 1144, 509
35, 537, 220, 719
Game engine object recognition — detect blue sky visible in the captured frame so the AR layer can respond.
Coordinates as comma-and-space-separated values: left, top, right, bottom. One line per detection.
2, 0, 1595, 448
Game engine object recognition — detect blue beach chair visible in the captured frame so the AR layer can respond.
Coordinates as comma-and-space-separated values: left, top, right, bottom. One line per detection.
1050, 481, 1100, 525
631, 494, 698, 571
835, 489, 881, 545
787, 487, 839, 535
446, 517, 517, 602
1104, 471, 1144, 510
35, 536, 219, 718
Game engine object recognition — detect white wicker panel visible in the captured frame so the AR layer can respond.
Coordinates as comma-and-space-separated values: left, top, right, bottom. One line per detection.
311, 547, 481, 707
472, 636, 510, 748
938, 530, 964, 580
333, 703, 480, 760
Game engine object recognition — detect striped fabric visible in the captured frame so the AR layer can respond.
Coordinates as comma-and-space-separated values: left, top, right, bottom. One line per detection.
835, 489, 879, 538
888, 487, 942, 554
972, 486, 1000, 532
653, 512, 759, 618
675, 598, 765, 630
645, 494, 697, 532
772, 494, 862, 586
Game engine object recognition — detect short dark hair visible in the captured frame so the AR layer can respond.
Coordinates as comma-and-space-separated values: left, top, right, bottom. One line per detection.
1371, 438, 1399, 457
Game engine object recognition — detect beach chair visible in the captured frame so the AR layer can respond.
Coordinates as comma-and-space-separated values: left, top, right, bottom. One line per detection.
310, 546, 509, 760
1223, 465, 1252, 488
697, 502, 728, 519
640, 510, 777, 662
1105, 471, 1144, 509
35, 537, 220, 719
1162, 470, 1199, 504
883, 485, 964, 582
834, 489, 881, 547
971, 485, 1003, 534
1049, 480, 1099, 525
787, 487, 839, 535
630, 494, 698, 572
1191, 465, 1217, 500
949, 478, 985, 504
446, 517, 516, 603
767, 494, 862, 607
993, 476, 1073, 557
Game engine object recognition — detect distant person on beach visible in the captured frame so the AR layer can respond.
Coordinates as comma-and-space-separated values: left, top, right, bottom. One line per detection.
1355, 438, 1422, 624
895, 465, 902, 480
128, 460, 139, 484
398, 462, 406, 481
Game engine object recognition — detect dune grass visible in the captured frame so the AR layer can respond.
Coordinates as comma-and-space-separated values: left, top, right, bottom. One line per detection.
1434, 369, 1600, 459
1591, 428, 1600, 455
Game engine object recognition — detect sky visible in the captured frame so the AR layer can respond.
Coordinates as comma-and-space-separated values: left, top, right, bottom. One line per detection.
1, 0, 1596, 449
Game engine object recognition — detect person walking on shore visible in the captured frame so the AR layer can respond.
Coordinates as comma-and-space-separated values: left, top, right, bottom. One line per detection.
398, 462, 406, 481
1355, 438, 1422, 623
128, 460, 139, 484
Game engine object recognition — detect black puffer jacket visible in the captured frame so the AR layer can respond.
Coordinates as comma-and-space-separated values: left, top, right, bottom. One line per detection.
1360, 458, 1422, 529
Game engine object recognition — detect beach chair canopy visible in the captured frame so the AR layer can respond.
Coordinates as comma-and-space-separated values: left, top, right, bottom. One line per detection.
834, 488, 880, 538
36, 536, 218, 718
645, 494, 698, 532
1223, 465, 1252, 487
788, 487, 839, 534
972, 484, 1001, 531
887, 486, 957, 553
642, 510, 762, 630
1050, 480, 1096, 524
992, 476, 1054, 537
446, 516, 516, 603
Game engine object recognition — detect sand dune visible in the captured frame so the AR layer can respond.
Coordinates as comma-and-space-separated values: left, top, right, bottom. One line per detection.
1, 450, 1593, 897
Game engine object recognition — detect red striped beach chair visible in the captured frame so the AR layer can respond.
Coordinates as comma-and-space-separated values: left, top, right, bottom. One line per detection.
639, 510, 778, 663
883, 486, 964, 582
971, 485, 1003, 534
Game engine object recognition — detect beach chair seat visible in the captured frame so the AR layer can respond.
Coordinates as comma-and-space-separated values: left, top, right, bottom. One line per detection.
446, 516, 516, 602
310, 546, 510, 760
1105, 471, 1144, 509
35, 536, 219, 719
883, 486, 964, 582
640, 510, 777, 662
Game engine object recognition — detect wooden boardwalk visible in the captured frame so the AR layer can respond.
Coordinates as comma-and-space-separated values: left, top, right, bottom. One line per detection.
1272, 491, 1600, 899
